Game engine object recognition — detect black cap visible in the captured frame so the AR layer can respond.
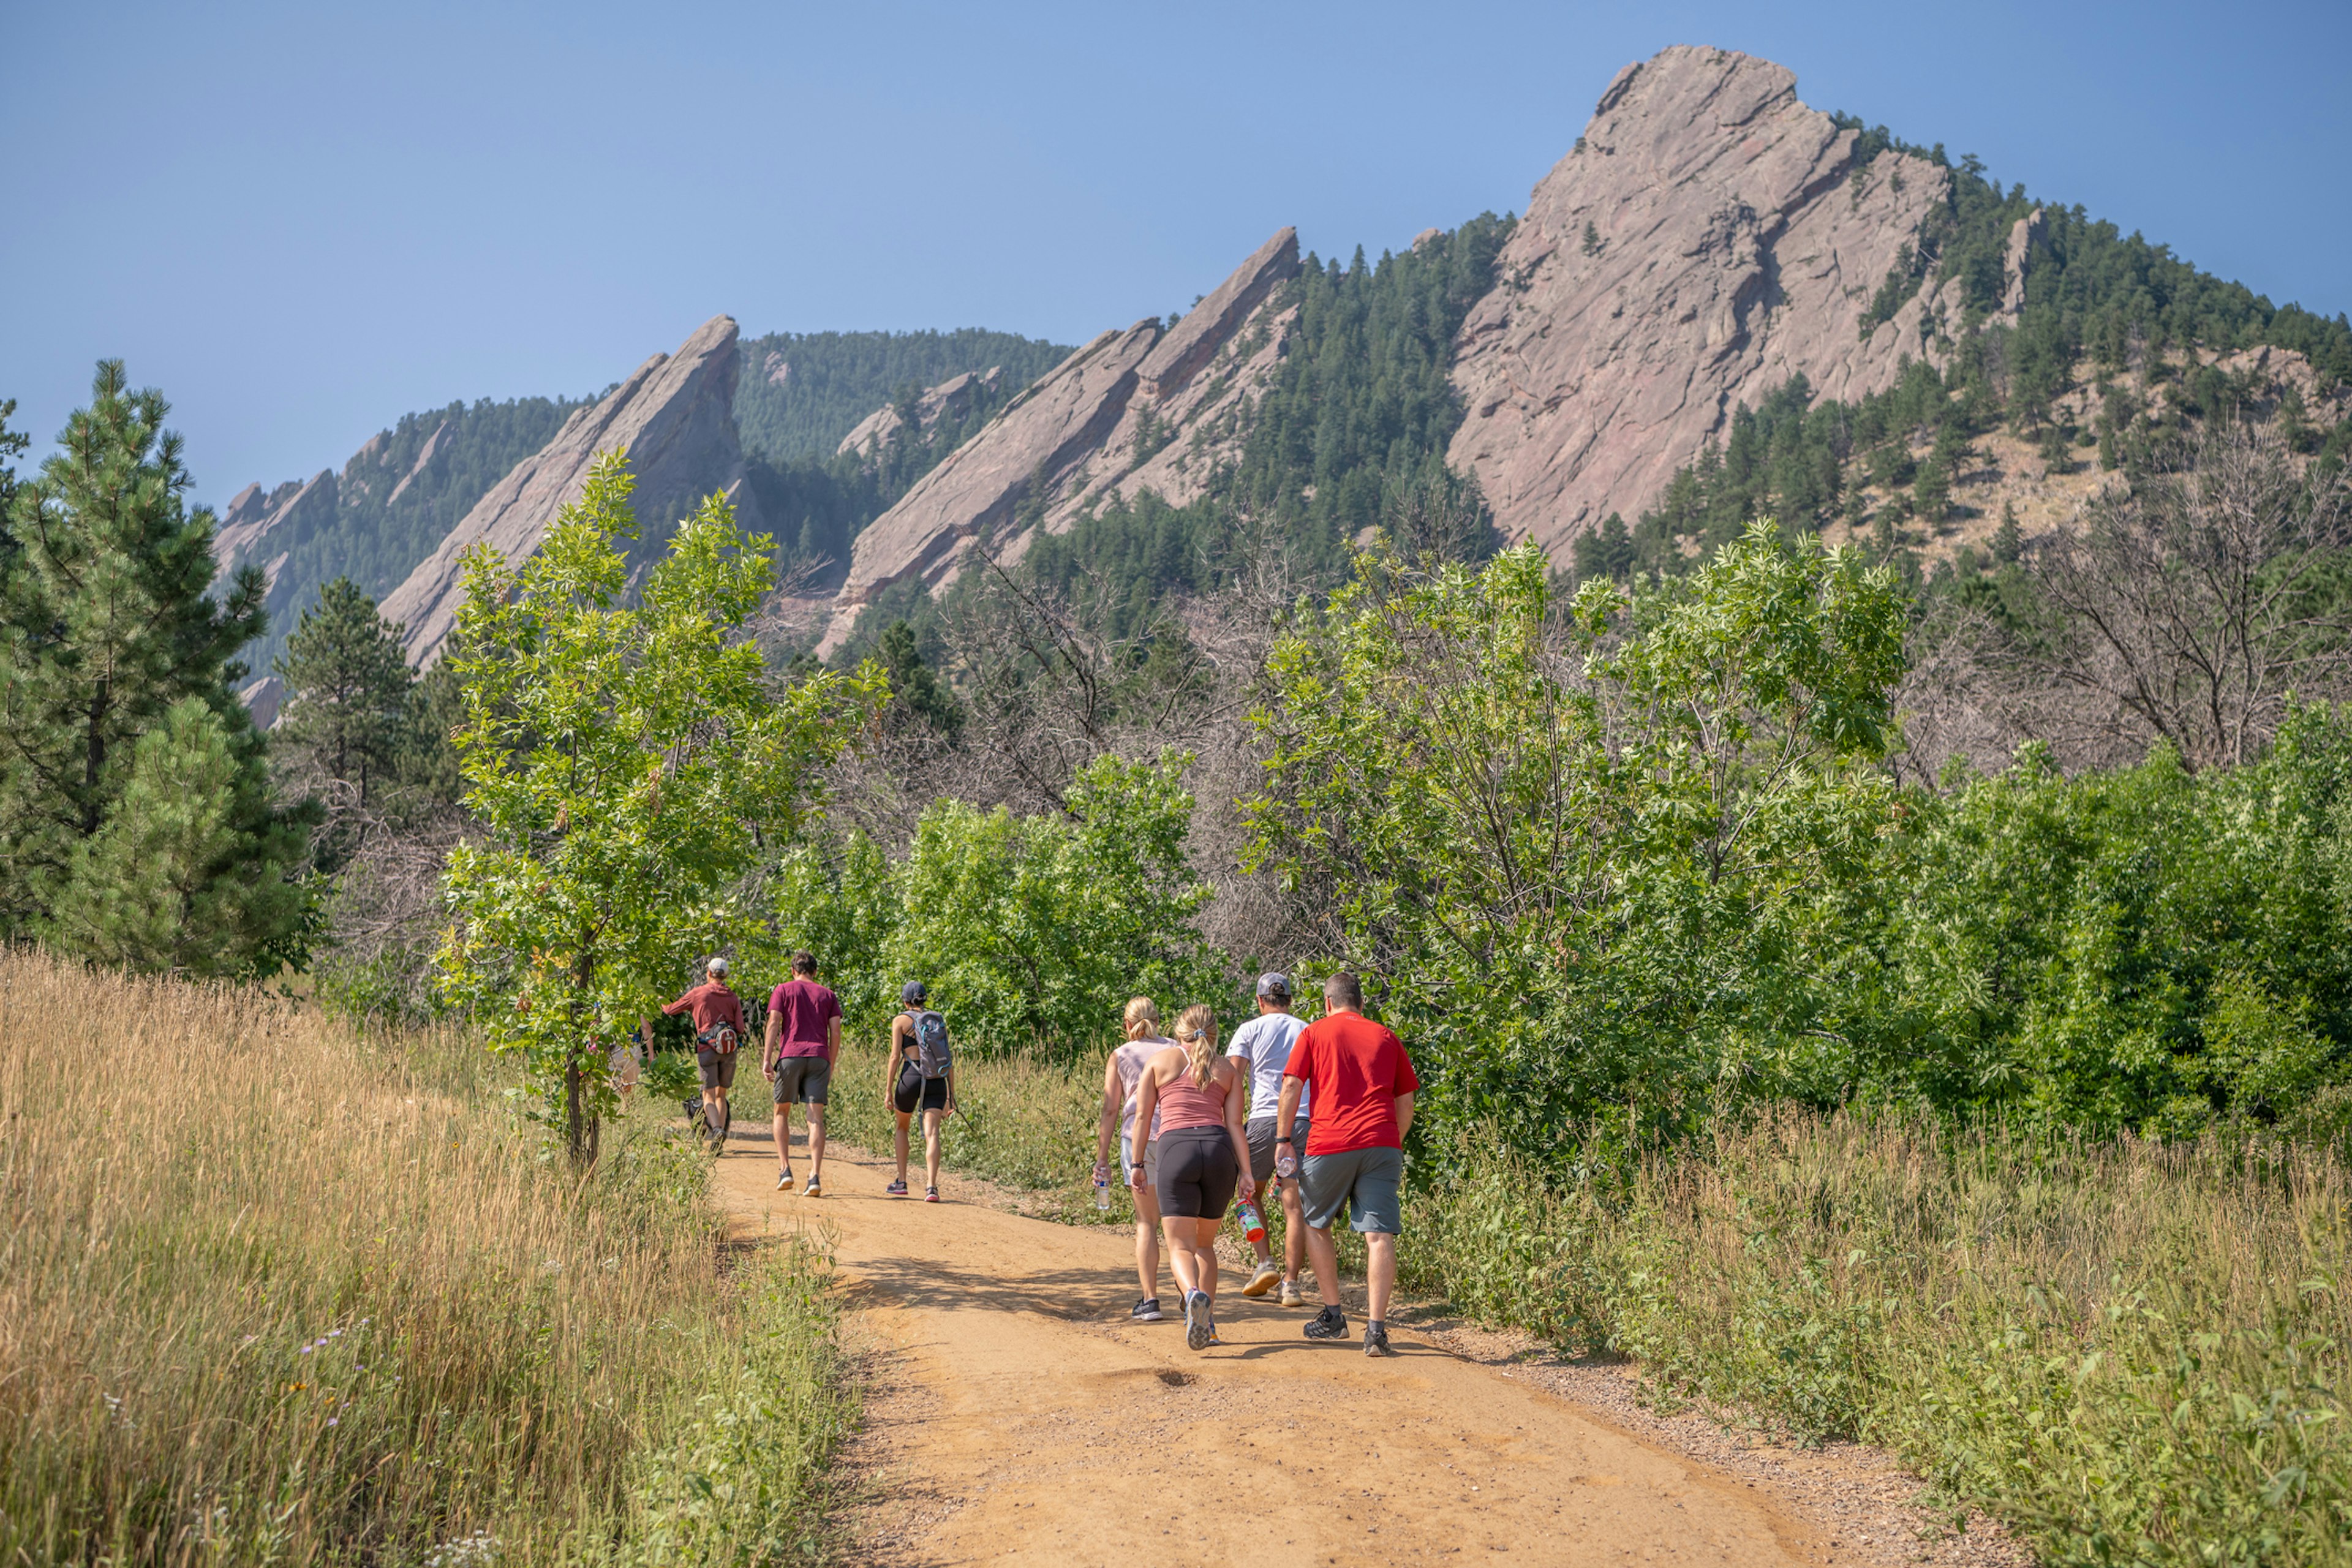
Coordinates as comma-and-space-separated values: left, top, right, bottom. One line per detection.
901, 981, 928, 1005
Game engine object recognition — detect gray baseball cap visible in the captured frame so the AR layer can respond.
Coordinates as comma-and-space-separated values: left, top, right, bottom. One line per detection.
1256, 971, 1293, 1001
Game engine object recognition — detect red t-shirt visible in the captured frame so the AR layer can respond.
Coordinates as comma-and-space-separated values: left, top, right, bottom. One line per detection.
662, 982, 745, 1038
767, 979, 842, 1058
1282, 1011, 1419, 1155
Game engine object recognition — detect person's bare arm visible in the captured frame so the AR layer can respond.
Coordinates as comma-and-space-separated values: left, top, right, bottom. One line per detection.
763, 1006, 782, 1074
1394, 1090, 1415, 1141
826, 1013, 842, 1066
884, 1016, 908, 1101
945, 1065, 958, 1115
1276, 1074, 1305, 1131
1224, 1060, 1255, 1201
1096, 1052, 1124, 1169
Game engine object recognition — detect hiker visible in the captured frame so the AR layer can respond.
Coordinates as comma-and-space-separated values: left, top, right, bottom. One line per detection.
658, 957, 748, 1153
1276, 971, 1419, 1357
764, 950, 842, 1196
1129, 1005, 1255, 1351
886, 982, 956, 1202
605, 1024, 642, 1100
1226, 972, 1311, 1303
1095, 997, 1174, 1322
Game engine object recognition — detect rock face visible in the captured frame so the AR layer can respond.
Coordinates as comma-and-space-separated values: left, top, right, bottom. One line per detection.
214, 470, 336, 585
835, 368, 1001, 460
815, 229, 1300, 655
1447, 45, 1954, 555
380, 315, 761, 666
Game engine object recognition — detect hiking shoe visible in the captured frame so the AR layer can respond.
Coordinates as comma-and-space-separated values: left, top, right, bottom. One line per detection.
1303, 1306, 1349, 1341
1278, 1280, 1306, 1308
775, 1169, 792, 1190
1242, 1259, 1281, 1298
885, 1177, 908, 1197
1363, 1323, 1394, 1357
1185, 1290, 1215, 1351
803, 1177, 822, 1198
924, 1186, 940, 1203
1131, 1298, 1165, 1323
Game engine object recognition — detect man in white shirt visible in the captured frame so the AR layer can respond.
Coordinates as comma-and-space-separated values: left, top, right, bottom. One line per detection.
1225, 972, 1310, 1303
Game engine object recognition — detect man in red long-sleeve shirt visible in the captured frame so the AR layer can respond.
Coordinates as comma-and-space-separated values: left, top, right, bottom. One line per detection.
657, 957, 747, 1150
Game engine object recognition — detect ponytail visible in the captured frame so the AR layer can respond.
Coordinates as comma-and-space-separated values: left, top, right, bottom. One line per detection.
1174, 1005, 1216, 1088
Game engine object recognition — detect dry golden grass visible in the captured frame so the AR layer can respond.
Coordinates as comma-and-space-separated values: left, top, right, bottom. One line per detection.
0, 949, 847, 1566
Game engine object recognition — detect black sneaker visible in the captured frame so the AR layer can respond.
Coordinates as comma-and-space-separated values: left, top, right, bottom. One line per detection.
1131, 1297, 1165, 1323
1303, 1305, 1349, 1341
1363, 1323, 1393, 1357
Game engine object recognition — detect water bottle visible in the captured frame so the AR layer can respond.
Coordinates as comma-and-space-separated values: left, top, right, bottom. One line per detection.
1275, 1145, 1298, 1181
1093, 1163, 1112, 1212
1236, 1198, 1266, 1246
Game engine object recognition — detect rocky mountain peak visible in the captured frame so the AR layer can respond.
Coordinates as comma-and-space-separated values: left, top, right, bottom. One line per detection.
1447, 44, 1952, 555
379, 314, 760, 666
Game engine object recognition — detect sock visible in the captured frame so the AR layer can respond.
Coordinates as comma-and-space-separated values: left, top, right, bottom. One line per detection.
1368, 1319, 1385, 1332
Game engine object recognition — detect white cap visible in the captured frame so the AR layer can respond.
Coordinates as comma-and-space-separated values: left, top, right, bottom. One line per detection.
707, 957, 728, 977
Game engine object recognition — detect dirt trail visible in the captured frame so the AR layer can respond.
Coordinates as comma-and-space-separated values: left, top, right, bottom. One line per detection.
715, 1134, 1848, 1567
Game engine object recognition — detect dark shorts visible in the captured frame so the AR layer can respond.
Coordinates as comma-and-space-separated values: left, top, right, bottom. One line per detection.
772, 1054, 831, 1106
1155, 1125, 1239, 1220
1245, 1114, 1311, 1185
696, 1046, 738, 1091
1299, 1144, 1404, 1235
894, 1065, 948, 1115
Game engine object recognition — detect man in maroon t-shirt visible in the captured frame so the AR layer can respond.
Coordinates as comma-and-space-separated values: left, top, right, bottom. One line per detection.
1275, 970, 1419, 1357
764, 950, 843, 1196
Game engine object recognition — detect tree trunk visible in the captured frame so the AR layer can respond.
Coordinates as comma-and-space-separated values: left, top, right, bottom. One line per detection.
565, 1056, 586, 1165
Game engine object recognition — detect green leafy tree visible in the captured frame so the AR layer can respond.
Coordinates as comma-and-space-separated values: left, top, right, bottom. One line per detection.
1247, 526, 1907, 1154
0, 363, 315, 971
435, 451, 884, 1162
275, 576, 415, 815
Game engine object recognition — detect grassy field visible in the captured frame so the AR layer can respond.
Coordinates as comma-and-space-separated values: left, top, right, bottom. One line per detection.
0, 951, 853, 1566
821, 1036, 2352, 1567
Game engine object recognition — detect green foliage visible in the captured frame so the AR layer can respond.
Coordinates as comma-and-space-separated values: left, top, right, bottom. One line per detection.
435, 451, 883, 1158
0, 361, 316, 975
772, 752, 1227, 1058
731, 328, 1070, 463
276, 576, 417, 813
1249, 526, 1907, 1152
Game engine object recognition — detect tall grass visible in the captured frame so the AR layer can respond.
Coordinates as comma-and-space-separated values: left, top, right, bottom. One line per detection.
1411, 1113, 2352, 1567
0, 949, 851, 1566
829, 1038, 2352, 1563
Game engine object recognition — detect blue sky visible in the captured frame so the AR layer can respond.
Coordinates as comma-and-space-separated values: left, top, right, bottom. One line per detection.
4, 0, 2346, 505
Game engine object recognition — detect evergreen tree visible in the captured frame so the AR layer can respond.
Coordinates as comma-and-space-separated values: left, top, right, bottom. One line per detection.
0, 363, 316, 971
276, 576, 415, 810
876, 618, 963, 738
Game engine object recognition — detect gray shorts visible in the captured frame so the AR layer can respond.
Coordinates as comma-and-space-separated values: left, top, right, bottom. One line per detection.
1120, 1131, 1161, 1192
1245, 1115, 1311, 1185
1299, 1144, 1404, 1235
771, 1055, 831, 1106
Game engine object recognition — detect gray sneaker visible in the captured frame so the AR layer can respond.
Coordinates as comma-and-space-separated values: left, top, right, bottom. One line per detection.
1278, 1279, 1305, 1308
1131, 1298, 1164, 1323
1185, 1290, 1215, 1352
1363, 1322, 1393, 1357
1303, 1305, 1349, 1341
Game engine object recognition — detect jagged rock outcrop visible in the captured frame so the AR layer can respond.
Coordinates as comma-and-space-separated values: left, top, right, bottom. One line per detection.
1447, 45, 1956, 556
815, 229, 1300, 655
2002, 208, 2046, 316
380, 315, 761, 665
836, 368, 1001, 460
214, 470, 336, 584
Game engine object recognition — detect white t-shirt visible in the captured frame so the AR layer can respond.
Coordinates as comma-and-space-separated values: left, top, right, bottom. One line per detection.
1226, 1011, 1308, 1123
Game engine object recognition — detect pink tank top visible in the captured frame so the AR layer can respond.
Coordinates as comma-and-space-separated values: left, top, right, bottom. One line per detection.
1155, 1066, 1231, 1133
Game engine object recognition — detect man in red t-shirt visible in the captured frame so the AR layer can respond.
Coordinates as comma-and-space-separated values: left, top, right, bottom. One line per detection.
1275, 971, 1419, 1357
657, 957, 747, 1152
763, 949, 843, 1196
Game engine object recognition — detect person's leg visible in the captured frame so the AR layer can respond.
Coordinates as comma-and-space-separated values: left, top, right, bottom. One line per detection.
1281, 1176, 1307, 1280
894, 1110, 912, 1181
1242, 1120, 1276, 1267
922, 1107, 944, 1189
1365, 1232, 1398, 1323
1191, 1217, 1223, 1303
1297, 1149, 1354, 1310
805, 1070, 829, 1188
1305, 1223, 1343, 1308
1166, 1220, 1204, 1298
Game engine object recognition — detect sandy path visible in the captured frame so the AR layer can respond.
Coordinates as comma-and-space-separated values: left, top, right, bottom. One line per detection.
716, 1135, 1844, 1568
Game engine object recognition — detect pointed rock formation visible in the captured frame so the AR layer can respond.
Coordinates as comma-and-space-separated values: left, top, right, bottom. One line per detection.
1447, 45, 1954, 555
835, 368, 1001, 460
815, 230, 1300, 657
214, 470, 336, 585
380, 315, 761, 665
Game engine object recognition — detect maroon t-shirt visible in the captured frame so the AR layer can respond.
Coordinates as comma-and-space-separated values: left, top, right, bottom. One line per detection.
662, 981, 745, 1038
768, 979, 842, 1058
1282, 1012, 1419, 1155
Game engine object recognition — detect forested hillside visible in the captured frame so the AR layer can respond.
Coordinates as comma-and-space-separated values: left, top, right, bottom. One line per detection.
733, 327, 1069, 462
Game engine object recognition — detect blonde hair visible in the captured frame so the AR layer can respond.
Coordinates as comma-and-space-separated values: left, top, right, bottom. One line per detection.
1123, 997, 1161, 1037
1173, 1005, 1216, 1088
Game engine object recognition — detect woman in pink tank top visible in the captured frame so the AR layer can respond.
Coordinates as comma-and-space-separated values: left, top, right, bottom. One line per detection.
1130, 1005, 1256, 1351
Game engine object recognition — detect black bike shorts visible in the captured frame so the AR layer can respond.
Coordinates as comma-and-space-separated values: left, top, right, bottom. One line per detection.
893, 1063, 948, 1115
1155, 1125, 1238, 1219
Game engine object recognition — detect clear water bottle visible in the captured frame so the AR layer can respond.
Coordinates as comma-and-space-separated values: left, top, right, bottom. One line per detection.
1236, 1198, 1266, 1246
1093, 1163, 1112, 1211
1274, 1144, 1298, 1181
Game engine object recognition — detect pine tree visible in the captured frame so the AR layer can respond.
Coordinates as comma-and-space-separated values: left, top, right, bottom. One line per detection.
0, 362, 316, 970
276, 576, 415, 810
878, 619, 963, 737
